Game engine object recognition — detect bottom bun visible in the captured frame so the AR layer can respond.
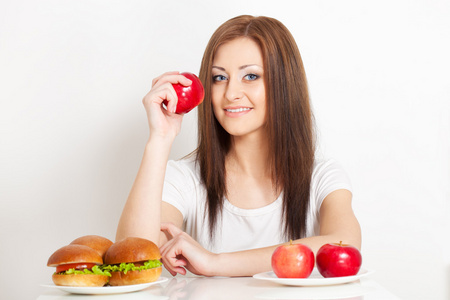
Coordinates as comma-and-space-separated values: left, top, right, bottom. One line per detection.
52, 273, 109, 287
109, 267, 162, 286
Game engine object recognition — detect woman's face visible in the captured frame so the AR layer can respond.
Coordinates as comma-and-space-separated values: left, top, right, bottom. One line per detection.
211, 37, 266, 138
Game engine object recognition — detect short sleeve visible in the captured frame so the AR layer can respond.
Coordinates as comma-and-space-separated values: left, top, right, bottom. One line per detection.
162, 159, 199, 220
306, 159, 353, 236
311, 159, 353, 209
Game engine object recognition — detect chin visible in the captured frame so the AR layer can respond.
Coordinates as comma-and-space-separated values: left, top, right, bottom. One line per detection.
215, 112, 267, 138
225, 125, 267, 139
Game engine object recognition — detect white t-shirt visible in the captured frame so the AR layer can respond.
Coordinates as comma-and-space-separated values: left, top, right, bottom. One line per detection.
162, 156, 352, 254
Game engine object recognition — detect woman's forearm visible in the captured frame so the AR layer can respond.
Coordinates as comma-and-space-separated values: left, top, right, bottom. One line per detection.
214, 234, 360, 277
115, 136, 173, 243
162, 189, 361, 277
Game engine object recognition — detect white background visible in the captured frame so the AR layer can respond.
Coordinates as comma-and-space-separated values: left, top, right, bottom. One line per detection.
1, 0, 449, 299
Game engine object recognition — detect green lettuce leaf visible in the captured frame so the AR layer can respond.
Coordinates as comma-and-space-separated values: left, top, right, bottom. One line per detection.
100, 259, 162, 274
57, 265, 111, 277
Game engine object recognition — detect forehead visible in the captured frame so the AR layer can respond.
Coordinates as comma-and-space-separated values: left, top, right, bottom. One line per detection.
213, 37, 263, 67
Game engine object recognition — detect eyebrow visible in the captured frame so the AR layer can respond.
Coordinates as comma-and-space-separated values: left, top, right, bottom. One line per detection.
212, 66, 225, 71
212, 64, 263, 71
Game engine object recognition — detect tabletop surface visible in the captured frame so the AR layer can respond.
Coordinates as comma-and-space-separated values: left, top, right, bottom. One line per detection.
37, 273, 401, 300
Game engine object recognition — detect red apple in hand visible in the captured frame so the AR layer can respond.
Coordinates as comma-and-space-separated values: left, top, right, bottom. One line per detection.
271, 241, 315, 278
164, 72, 204, 114
316, 241, 362, 278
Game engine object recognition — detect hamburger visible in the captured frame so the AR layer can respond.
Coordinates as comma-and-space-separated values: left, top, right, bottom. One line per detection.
70, 235, 113, 260
47, 244, 111, 287
102, 237, 162, 286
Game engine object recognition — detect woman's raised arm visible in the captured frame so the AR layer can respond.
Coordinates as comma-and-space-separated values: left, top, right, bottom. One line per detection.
115, 72, 190, 244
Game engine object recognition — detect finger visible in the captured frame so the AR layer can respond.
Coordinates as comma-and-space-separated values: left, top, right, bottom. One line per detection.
162, 256, 187, 276
163, 264, 178, 277
161, 222, 183, 238
142, 83, 178, 113
174, 257, 188, 267
165, 90, 178, 114
167, 257, 187, 270
151, 71, 180, 87
158, 84, 178, 114
159, 235, 180, 257
160, 238, 189, 275
178, 74, 193, 87
148, 73, 193, 114
161, 252, 178, 276
152, 74, 193, 89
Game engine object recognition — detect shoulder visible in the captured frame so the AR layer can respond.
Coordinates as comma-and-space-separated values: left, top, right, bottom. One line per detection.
312, 158, 349, 179
163, 155, 203, 217
311, 158, 352, 201
166, 154, 201, 184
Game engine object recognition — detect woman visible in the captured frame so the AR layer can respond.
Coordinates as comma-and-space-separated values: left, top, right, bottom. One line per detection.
116, 15, 361, 277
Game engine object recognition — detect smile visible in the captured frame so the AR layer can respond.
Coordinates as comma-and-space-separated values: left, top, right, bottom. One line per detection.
225, 108, 252, 113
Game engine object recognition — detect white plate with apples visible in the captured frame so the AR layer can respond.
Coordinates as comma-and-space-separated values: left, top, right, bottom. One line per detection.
253, 268, 374, 286
255, 241, 374, 286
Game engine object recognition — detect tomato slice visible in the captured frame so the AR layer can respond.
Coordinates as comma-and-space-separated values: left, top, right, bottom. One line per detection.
56, 263, 96, 273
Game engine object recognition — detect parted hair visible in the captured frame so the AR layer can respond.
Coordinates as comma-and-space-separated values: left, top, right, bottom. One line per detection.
196, 15, 315, 241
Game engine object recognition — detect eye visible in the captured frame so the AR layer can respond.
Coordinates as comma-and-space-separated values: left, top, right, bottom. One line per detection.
244, 73, 259, 81
213, 75, 227, 82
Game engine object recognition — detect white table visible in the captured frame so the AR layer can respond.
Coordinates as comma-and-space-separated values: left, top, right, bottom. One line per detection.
38, 274, 401, 299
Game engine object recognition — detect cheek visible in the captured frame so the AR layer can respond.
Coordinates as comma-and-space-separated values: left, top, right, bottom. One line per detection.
253, 86, 267, 121
211, 85, 219, 104
211, 87, 223, 113
251, 85, 266, 109
210, 104, 221, 122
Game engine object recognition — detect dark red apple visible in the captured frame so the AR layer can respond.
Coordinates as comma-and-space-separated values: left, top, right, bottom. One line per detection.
316, 241, 362, 278
271, 241, 315, 278
164, 72, 204, 114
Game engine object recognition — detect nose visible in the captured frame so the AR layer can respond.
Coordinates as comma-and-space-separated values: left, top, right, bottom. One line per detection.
225, 78, 243, 102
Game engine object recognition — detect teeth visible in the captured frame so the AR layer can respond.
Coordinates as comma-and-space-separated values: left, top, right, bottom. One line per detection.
226, 108, 251, 113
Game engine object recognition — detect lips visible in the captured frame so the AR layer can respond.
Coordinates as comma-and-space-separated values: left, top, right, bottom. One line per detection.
225, 107, 251, 113
223, 106, 253, 117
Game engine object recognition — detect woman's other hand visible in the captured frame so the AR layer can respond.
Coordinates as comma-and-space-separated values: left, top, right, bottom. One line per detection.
160, 222, 217, 277
142, 72, 192, 141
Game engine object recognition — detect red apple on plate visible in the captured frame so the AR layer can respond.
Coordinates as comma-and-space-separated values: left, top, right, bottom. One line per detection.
164, 72, 204, 114
316, 241, 362, 278
271, 241, 315, 278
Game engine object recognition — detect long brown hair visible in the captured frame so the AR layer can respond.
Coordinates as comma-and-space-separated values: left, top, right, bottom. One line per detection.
196, 15, 315, 241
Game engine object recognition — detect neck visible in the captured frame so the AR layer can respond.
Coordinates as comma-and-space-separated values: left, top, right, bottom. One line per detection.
226, 133, 271, 178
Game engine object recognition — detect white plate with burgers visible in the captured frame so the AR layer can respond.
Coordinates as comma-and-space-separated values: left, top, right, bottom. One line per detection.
45, 236, 167, 294
42, 278, 168, 295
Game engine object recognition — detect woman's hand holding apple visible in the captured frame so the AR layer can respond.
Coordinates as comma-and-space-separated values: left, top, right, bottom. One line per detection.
142, 72, 190, 141
164, 72, 204, 114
